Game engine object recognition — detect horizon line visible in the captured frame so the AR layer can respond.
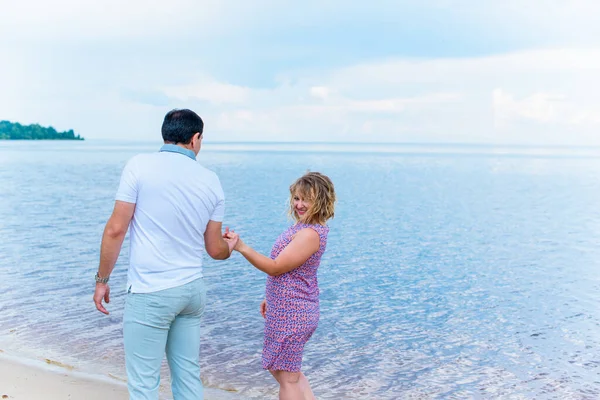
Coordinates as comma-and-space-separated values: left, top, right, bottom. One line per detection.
72, 139, 600, 149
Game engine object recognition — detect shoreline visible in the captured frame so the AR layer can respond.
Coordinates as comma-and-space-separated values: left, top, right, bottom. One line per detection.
0, 350, 243, 400
0, 351, 128, 400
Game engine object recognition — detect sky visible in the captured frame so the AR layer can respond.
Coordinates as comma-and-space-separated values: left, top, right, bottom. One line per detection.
1, 0, 600, 144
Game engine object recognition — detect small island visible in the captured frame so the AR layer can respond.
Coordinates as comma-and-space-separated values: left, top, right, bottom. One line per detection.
0, 120, 84, 140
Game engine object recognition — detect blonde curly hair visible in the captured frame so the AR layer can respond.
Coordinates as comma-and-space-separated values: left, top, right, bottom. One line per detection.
288, 172, 336, 225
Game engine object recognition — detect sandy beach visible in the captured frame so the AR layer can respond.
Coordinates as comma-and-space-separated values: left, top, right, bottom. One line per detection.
0, 351, 241, 400
0, 352, 128, 400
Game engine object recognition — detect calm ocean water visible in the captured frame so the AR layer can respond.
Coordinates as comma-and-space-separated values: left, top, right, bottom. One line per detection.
1, 140, 600, 399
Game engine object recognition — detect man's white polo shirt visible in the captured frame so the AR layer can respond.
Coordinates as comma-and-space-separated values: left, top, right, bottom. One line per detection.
115, 144, 224, 293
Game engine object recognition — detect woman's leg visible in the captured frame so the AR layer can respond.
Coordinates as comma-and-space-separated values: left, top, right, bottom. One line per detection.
298, 372, 316, 400
270, 370, 305, 400
270, 370, 282, 384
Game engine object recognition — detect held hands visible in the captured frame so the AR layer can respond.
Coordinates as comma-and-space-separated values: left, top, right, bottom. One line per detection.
223, 227, 243, 252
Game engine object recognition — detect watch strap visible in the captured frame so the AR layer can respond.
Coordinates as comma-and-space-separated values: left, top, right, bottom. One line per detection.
95, 273, 109, 284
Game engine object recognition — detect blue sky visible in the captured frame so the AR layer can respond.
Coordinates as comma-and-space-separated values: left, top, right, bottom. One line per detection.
1, 1, 600, 144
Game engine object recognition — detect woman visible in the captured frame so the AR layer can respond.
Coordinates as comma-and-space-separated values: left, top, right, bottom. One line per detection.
225, 171, 336, 400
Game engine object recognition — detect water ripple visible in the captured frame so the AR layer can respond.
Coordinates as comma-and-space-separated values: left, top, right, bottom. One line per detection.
1, 142, 600, 399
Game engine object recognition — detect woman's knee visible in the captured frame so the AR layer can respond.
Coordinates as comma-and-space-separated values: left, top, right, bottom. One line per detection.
279, 371, 301, 385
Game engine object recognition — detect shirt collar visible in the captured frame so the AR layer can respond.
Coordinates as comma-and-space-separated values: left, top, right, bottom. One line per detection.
159, 144, 196, 160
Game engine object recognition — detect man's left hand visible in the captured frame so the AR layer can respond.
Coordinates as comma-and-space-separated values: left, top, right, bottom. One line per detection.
93, 283, 111, 315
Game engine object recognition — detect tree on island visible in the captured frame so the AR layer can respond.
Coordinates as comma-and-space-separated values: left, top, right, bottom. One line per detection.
0, 120, 84, 140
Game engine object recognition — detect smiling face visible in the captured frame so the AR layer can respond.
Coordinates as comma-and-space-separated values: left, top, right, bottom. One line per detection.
288, 172, 336, 225
292, 191, 314, 222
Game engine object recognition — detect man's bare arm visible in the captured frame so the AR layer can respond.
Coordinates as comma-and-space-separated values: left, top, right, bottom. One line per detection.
204, 220, 234, 260
97, 200, 135, 279
94, 201, 135, 315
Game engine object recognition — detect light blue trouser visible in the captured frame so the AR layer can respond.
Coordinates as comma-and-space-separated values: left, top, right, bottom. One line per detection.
123, 277, 206, 400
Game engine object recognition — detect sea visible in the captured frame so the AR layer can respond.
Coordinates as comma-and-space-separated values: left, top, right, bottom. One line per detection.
1, 140, 599, 399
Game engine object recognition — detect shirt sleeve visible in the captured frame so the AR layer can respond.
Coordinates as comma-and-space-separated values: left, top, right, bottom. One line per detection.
115, 157, 138, 204
210, 176, 225, 222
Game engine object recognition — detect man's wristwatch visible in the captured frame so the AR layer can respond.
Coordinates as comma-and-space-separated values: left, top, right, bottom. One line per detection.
95, 272, 110, 284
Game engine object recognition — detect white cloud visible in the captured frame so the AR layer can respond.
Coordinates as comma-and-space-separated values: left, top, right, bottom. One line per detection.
163, 80, 251, 104
493, 90, 566, 125
310, 86, 330, 100
193, 49, 600, 144
3, 47, 600, 144
0, 0, 225, 41
4, 0, 600, 47
2, 2, 600, 144
493, 88, 600, 137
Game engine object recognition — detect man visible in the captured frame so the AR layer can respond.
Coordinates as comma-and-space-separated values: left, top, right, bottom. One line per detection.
93, 109, 237, 399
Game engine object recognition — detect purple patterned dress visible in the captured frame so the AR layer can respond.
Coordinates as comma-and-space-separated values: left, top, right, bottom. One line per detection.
262, 222, 329, 372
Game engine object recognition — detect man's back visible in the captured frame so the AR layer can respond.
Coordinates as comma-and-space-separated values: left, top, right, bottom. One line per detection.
116, 149, 225, 293
94, 109, 236, 400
